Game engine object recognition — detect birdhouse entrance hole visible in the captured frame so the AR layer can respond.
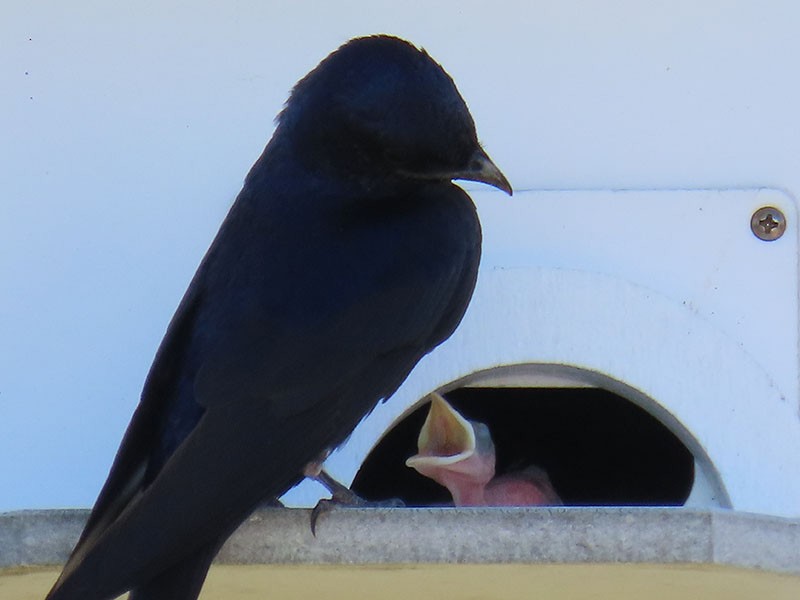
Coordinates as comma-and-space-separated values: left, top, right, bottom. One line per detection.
352, 386, 697, 507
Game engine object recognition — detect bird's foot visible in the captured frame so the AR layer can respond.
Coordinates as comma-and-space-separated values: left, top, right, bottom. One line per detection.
309, 496, 405, 536
309, 469, 404, 535
258, 497, 285, 509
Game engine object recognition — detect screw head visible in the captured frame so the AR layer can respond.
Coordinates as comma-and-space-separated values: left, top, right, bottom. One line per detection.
751, 206, 786, 241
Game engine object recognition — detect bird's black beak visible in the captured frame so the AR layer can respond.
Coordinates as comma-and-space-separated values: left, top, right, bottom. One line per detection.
452, 147, 513, 196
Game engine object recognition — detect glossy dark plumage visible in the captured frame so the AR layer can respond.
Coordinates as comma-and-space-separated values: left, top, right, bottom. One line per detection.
46, 35, 510, 600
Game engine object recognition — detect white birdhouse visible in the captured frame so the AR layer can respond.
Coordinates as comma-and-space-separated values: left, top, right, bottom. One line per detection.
283, 187, 800, 520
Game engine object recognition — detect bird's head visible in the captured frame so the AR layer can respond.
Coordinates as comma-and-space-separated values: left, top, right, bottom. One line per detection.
278, 35, 512, 195
405, 393, 496, 496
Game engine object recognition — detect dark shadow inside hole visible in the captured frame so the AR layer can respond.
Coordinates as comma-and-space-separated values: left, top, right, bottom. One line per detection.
351, 387, 694, 507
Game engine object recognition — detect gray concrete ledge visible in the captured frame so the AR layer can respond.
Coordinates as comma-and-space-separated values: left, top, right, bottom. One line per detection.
2, 508, 799, 575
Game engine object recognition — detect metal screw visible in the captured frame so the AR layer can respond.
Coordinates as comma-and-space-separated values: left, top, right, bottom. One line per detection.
751, 206, 786, 241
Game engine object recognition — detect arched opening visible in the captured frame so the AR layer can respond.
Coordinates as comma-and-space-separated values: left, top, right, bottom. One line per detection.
352, 386, 695, 507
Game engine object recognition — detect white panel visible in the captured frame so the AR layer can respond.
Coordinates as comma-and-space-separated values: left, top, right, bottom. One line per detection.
284, 189, 800, 519
475, 188, 799, 404
6, 1, 800, 513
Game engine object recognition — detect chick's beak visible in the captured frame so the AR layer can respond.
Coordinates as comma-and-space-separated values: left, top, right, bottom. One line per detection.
405, 393, 476, 470
453, 147, 513, 196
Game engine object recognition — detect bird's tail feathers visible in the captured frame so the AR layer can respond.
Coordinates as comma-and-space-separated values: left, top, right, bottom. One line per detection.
128, 538, 221, 600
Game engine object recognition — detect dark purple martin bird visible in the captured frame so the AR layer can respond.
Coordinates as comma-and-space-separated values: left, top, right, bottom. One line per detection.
46, 35, 511, 600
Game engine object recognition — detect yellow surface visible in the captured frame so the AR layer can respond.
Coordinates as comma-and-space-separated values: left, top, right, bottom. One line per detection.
5, 563, 800, 600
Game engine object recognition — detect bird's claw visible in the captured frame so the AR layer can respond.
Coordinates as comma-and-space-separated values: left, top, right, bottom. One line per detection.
309, 493, 405, 536
309, 498, 334, 537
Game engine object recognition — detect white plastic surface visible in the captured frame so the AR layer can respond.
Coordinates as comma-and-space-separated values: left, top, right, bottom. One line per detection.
5, 2, 800, 514
284, 189, 800, 519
